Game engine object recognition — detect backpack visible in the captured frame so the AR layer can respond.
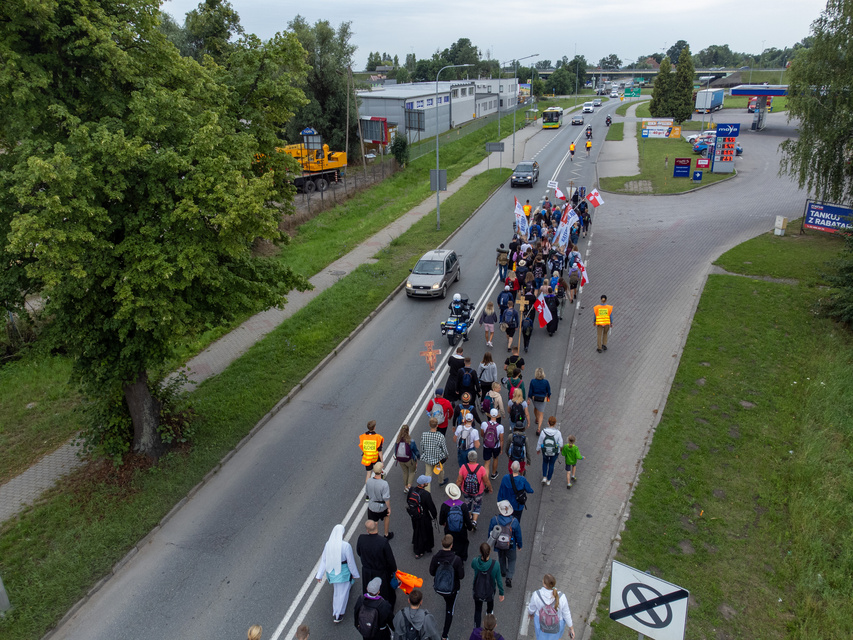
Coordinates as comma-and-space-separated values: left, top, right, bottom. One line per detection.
396, 440, 412, 463
429, 401, 445, 422
536, 591, 561, 634
473, 559, 496, 601
357, 603, 380, 638
406, 489, 423, 518
481, 394, 492, 414
462, 463, 481, 496
503, 309, 518, 329
495, 519, 515, 550
460, 368, 473, 388
433, 560, 455, 595
569, 269, 580, 284
483, 422, 499, 449
446, 504, 464, 532
542, 432, 558, 457
399, 610, 421, 640
509, 402, 525, 425
509, 432, 526, 462
457, 426, 472, 450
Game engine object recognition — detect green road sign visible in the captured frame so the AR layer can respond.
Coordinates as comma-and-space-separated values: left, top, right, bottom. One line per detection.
625, 87, 641, 97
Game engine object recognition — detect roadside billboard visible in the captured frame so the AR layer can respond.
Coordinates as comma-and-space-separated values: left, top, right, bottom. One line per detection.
804, 200, 853, 233
641, 119, 682, 139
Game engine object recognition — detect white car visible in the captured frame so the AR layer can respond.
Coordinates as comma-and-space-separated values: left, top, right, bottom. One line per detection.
686, 130, 717, 144
582, 102, 594, 113
610, 90, 619, 98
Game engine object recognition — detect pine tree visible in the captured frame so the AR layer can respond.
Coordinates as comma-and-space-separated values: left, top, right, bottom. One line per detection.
671, 45, 695, 123
649, 57, 674, 117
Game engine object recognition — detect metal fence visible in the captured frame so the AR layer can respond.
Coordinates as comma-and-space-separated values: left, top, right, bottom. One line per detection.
408, 102, 531, 162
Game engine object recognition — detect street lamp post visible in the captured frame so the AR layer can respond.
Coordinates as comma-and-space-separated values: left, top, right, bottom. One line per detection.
511, 53, 539, 162
435, 63, 473, 230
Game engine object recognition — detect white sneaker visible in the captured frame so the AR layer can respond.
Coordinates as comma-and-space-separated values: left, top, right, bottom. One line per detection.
546, 479, 551, 486
541, 477, 547, 485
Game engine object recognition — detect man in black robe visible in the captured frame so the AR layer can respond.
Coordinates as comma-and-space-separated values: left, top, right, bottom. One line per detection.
353, 577, 393, 640
356, 520, 398, 608
407, 475, 438, 559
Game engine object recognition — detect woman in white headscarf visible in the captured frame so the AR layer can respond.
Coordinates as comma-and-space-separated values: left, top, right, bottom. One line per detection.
316, 524, 360, 623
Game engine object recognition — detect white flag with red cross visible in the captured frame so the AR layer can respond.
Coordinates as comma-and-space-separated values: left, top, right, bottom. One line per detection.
555, 187, 566, 201
577, 257, 589, 287
587, 189, 604, 208
535, 293, 553, 328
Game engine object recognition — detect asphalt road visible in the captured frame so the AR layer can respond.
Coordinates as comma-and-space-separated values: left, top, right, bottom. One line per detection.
51, 108, 613, 640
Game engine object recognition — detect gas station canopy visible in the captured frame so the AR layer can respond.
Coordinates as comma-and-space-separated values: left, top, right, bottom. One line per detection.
730, 84, 789, 97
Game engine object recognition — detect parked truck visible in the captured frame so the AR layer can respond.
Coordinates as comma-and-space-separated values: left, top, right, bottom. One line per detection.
278, 143, 347, 193
694, 88, 724, 113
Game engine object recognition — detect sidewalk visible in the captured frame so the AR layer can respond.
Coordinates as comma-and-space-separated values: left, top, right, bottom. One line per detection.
596, 102, 642, 179
0, 120, 543, 526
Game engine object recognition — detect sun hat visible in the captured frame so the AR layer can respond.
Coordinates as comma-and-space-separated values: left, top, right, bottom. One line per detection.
497, 500, 513, 516
445, 484, 461, 500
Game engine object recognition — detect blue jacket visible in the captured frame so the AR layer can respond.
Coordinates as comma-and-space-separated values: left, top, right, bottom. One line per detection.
488, 514, 523, 549
497, 473, 534, 512
527, 378, 551, 400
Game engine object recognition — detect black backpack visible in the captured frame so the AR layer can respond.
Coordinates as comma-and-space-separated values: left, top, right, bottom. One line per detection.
509, 432, 526, 462
406, 489, 423, 518
357, 603, 380, 638
434, 560, 455, 595
473, 559, 496, 601
461, 367, 473, 388
510, 473, 528, 506
400, 610, 421, 640
509, 402, 525, 425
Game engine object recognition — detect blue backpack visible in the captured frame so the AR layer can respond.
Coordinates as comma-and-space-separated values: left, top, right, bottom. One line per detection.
447, 504, 464, 532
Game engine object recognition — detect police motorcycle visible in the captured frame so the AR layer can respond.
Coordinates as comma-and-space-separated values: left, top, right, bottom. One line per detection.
440, 293, 473, 346
585, 125, 593, 139
605, 115, 612, 126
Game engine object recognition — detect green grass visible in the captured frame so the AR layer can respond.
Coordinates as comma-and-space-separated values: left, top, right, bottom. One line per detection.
713, 218, 845, 286
635, 101, 651, 118
0, 168, 510, 640
605, 122, 624, 141
599, 123, 731, 194
722, 95, 788, 112
615, 98, 651, 116
0, 355, 84, 483
591, 274, 852, 639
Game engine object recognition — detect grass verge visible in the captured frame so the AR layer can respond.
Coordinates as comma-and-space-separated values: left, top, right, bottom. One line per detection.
600, 123, 731, 194
722, 95, 788, 112
0, 168, 510, 640
605, 123, 624, 142
591, 235, 850, 640
713, 219, 845, 287
614, 98, 651, 116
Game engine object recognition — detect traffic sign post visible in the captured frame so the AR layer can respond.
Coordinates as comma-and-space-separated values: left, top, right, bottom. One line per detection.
609, 561, 689, 640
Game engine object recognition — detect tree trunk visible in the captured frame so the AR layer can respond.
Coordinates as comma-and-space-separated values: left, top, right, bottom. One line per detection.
124, 370, 165, 460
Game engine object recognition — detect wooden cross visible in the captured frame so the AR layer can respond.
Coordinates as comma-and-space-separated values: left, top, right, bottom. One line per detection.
514, 294, 530, 316
420, 340, 442, 372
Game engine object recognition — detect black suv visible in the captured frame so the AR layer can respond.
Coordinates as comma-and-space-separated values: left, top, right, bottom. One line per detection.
510, 161, 540, 188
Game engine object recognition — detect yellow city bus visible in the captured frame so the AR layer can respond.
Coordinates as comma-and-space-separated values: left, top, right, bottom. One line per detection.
542, 106, 564, 129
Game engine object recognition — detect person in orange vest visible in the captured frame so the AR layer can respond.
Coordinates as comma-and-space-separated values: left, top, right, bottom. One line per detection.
360, 420, 384, 482
593, 295, 613, 353
585, 139, 592, 156
569, 142, 575, 161
523, 200, 532, 218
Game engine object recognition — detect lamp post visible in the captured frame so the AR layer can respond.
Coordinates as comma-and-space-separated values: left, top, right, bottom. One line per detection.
511, 53, 539, 162
435, 63, 473, 230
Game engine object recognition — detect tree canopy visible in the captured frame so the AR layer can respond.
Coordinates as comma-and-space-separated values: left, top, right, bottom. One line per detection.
666, 40, 690, 65
0, 0, 309, 459
649, 57, 674, 118
599, 54, 622, 70
671, 45, 695, 123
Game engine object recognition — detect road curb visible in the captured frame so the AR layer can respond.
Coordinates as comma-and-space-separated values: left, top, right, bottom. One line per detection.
40, 170, 509, 640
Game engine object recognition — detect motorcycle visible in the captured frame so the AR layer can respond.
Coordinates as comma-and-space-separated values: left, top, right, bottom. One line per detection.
440, 294, 472, 346
585, 127, 592, 139
605, 116, 612, 127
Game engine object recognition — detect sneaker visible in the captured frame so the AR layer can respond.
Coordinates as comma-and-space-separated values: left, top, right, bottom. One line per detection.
541, 477, 547, 485
505, 578, 512, 588
364, 495, 370, 502
546, 479, 551, 486
572, 476, 577, 482
597, 348, 602, 353
385, 532, 394, 540
334, 615, 343, 623
567, 484, 571, 490
602, 345, 607, 351
490, 473, 499, 480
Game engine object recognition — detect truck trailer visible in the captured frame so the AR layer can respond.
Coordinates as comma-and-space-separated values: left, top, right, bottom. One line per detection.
694, 88, 724, 113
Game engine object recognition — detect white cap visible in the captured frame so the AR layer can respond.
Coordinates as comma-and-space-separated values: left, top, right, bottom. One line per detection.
504, 285, 510, 291
490, 408, 499, 417
465, 413, 474, 421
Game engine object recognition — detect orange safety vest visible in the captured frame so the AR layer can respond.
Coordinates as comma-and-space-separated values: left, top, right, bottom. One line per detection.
593, 304, 612, 326
586, 140, 592, 148
360, 432, 383, 466
523, 204, 532, 217
569, 143, 575, 152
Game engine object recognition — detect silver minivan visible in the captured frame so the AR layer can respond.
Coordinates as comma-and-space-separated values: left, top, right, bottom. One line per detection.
406, 249, 460, 298
582, 102, 594, 113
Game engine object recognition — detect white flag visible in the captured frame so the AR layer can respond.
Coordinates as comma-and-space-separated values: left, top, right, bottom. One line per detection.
577, 257, 589, 287
555, 187, 566, 201
535, 293, 552, 328
587, 189, 605, 208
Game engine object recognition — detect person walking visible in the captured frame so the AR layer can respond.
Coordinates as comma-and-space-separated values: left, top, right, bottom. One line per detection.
454, 391, 483, 428
527, 368, 552, 434
480, 408, 504, 480
456, 357, 481, 402
392, 589, 442, 640
566, 262, 580, 304
354, 577, 393, 640
248, 626, 263, 640
421, 418, 450, 492
479, 303, 498, 348
536, 417, 563, 486
593, 294, 613, 353
495, 245, 510, 281
357, 520, 398, 608
487, 501, 523, 588
569, 142, 575, 161
506, 388, 530, 431
429, 535, 465, 640
471, 544, 505, 628
360, 421, 384, 483
544, 287, 560, 336
497, 286, 513, 320
440, 483, 474, 561
526, 574, 575, 640
470, 613, 505, 640
407, 475, 438, 559
366, 462, 394, 540
455, 450, 492, 531
316, 524, 361, 623
585, 138, 592, 156
520, 304, 535, 354
477, 352, 498, 399
485, 382, 505, 425
497, 460, 534, 520
445, 347, 466, 402
500, 298, 520, 353
560, 435, 583, 489
426, 388, 454, 437
454, 412, 481, 468
503, 346, 525, 376
395, 425, 421, 494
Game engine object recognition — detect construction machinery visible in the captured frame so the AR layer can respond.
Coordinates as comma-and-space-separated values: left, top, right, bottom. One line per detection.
277, 143, 347, 193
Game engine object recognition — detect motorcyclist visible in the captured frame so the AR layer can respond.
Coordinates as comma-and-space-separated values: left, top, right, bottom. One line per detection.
605, 114, 612, 126
449, 293, 471, 322
586, 125, 593, 139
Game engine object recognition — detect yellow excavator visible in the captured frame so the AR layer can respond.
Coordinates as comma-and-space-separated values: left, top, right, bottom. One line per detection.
277, 143, 347, 193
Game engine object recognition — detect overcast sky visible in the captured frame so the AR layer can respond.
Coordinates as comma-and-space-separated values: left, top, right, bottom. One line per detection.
161, 0, 827, 69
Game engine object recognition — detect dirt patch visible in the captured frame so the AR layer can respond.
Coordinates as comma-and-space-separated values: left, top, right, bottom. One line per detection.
728, 426, 741, 438
739, 400, 756, 408
679, 539, 696, 555
680, 515, 697, 532
695, 417, 709, 424
718, 603, 737, 620
688, 593, 700, 609
696, 377, 706, 386
703, 542, 719, 554
713, 488, 726, 499
66, 453, 157, 508
700, 361, 711, 367
624, 180, 653, 193
686, 442, 700, 451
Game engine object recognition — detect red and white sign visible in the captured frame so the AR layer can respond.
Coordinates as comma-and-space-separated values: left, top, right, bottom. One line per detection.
587, 189, 605, 208
696, 158, 711, 169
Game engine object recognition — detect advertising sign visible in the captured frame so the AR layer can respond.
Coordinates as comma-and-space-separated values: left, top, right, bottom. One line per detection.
804, 200, 853, 233
696, 158, 711, 169
641, 119, 682, 138
715, 123, 741, 138
673, 158, 691, 178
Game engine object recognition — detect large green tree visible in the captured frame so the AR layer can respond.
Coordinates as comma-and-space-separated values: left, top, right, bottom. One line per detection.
666, 40, 690, 65
549, 67, 573, 95
671, 45, 695, 123
599, 54, 622, 70
286, 16, 358, 155
649, 56, 675, 117
0, 0, 309, 459
781, 0, 853, 204
184, 0, 244, 63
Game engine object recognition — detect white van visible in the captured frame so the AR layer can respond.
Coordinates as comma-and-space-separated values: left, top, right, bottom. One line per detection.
582, 102, 594, 113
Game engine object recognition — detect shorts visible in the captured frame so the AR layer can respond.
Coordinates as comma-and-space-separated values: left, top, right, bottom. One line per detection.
483, 323, 495, 333
570, 281, 578, 290
365, 463, 378, 473
464, 492, 484, 515
566, 464, 576, 474
483, 446, 501, 461
367, 508, 389, 522
505, 327, 516, 337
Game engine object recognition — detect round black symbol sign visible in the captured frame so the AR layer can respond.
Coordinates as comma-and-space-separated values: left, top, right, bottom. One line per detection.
621, 582, 673, 629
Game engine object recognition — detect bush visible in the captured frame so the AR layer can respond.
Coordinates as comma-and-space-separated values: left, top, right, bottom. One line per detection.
390, 135, 409, 167
824, 230, 853, 327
